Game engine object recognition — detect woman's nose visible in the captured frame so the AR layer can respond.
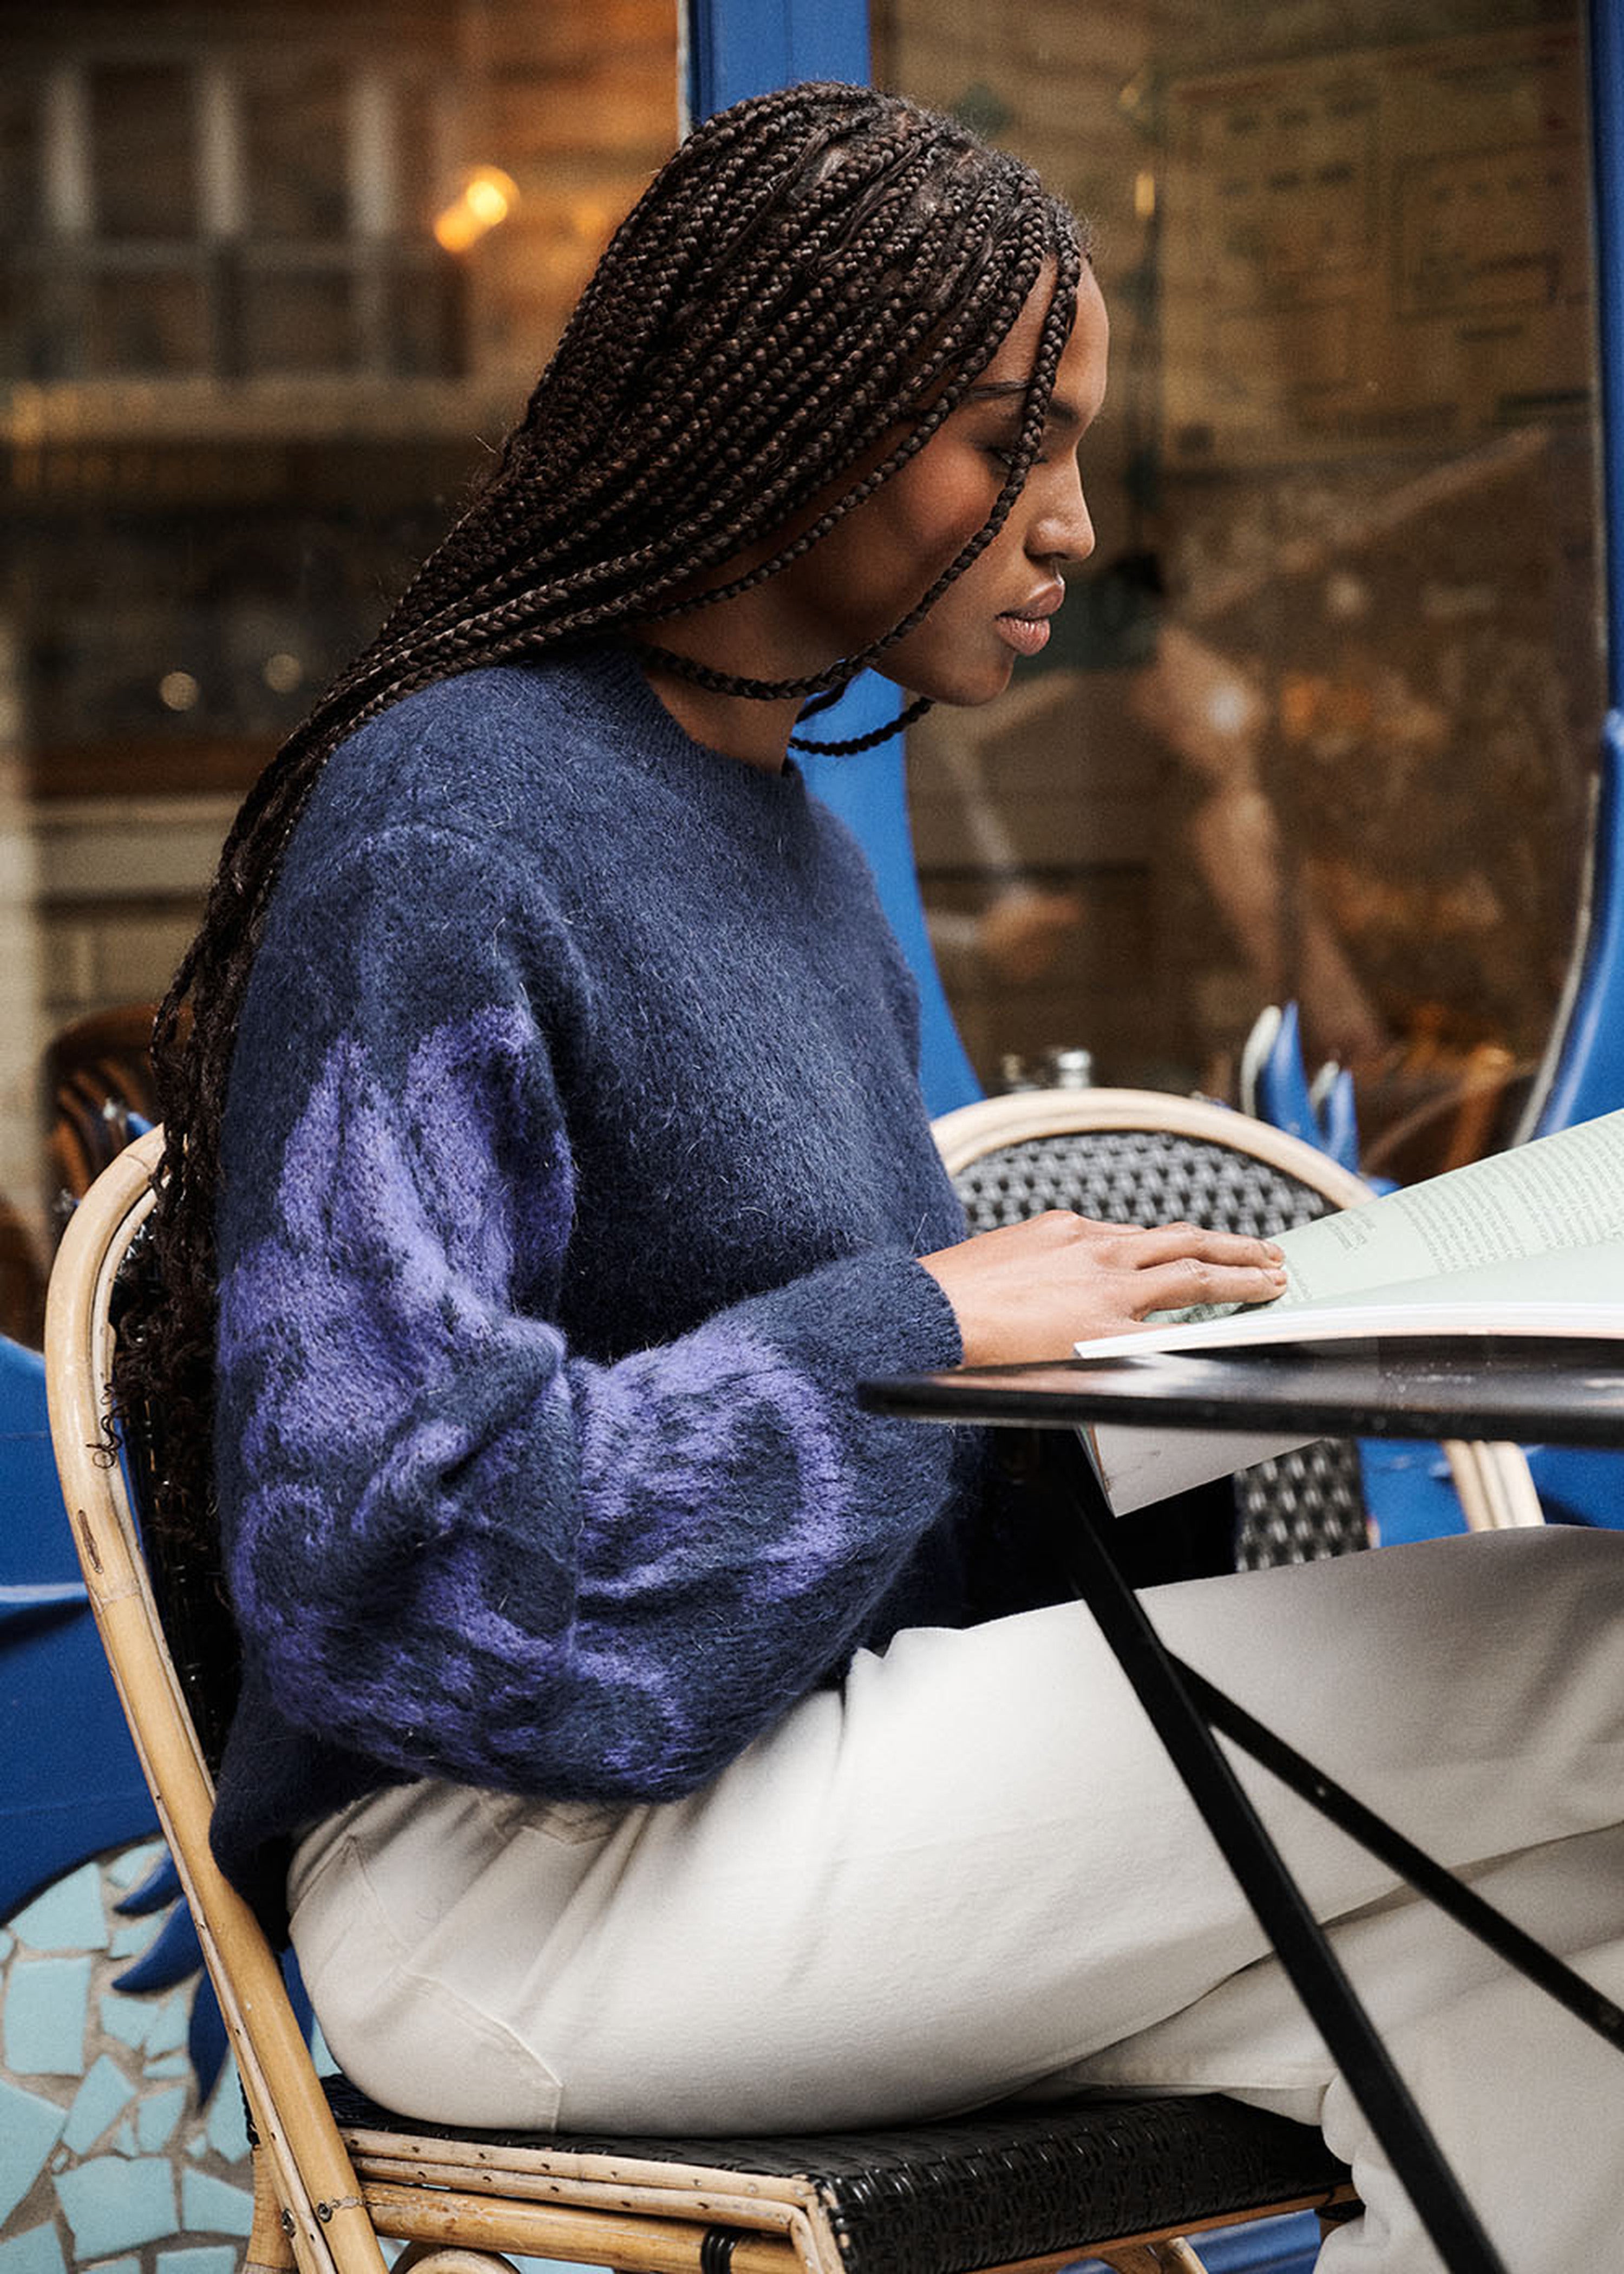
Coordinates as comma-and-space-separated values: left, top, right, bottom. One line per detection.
1030, 462, 1096, 566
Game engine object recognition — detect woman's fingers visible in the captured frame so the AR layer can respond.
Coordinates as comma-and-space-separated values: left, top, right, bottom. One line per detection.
1066, 1219, 1289, 1311
1115, 1250, 1287, 1319
1060, 1214, 1284, 1269
918, 1210, 1288, 1367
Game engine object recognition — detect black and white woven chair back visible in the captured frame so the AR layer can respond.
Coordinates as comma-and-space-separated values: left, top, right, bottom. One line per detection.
946, 1112, 1369, 1567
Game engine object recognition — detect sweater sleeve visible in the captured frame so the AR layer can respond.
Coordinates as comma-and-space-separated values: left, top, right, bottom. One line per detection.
214, 824, 968, 1804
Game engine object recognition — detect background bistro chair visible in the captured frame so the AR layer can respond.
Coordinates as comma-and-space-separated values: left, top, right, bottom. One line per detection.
43, 1001, 161, 1234
933, 1086, 1544, 1552
48, 1126, 1358, 2274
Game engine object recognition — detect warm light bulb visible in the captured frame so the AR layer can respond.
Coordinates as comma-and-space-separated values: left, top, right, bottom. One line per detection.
434, 167, 520, 253
466, 177, 509, 226
158, 671, 200, 713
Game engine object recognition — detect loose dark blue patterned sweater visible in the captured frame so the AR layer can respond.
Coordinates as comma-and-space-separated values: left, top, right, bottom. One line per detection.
209, 643, 1053, 1929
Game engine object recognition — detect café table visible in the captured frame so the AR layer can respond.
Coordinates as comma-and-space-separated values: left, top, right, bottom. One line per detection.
859, 1332, 1624, 2274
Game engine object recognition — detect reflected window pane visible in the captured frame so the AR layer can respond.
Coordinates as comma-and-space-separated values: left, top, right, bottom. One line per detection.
243, 63, 350, 238
875, 1, 1606, 1177
240, 266, 357, 373
86, 267, 209, 375
89, 64, 198, 237
1, 76, 42, 236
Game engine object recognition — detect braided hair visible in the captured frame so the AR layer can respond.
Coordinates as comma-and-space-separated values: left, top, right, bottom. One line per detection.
119, 82, 1084, 1608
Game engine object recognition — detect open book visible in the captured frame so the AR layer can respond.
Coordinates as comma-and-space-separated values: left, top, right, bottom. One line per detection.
1072, 1106, 1624, 1512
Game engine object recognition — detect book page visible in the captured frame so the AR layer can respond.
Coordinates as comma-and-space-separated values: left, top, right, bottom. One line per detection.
1075, 1110, 1624, 1363
1268, 1107, 1624, 1309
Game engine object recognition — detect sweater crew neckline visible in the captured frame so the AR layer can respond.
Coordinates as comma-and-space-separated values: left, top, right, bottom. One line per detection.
545, 641, 813, 828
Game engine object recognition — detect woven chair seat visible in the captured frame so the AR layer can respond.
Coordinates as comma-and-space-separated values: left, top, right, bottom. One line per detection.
324, 2076, 1350, 2274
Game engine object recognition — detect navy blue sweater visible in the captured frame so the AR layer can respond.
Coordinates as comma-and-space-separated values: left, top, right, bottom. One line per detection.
210, 644, 1057, 1926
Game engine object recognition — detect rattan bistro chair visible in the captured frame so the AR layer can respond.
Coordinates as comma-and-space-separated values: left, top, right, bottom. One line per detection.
47, 1128, 1356, 2274
933, 1087, 1544, 1550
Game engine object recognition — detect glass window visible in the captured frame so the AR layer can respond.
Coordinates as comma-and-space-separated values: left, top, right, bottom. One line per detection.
241, 62, 351, 239
873, 0, 1606, 1181
89, 64, 199, 238
0, 1, 680, 1348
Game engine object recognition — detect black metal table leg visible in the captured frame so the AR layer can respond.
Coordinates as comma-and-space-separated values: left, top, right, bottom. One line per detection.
1048, 1431, 1509, 2274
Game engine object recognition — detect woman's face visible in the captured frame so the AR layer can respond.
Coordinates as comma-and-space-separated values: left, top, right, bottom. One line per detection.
770, 263, 1109, 709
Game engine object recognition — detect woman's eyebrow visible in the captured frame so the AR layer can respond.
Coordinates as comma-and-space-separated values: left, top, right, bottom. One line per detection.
966, 380, 1088, 429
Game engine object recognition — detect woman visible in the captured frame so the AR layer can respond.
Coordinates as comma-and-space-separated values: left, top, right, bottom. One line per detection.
124, 84, 1624, 2271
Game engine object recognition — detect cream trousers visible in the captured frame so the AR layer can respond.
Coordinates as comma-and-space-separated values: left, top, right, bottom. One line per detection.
289, 1525, 1624, 2272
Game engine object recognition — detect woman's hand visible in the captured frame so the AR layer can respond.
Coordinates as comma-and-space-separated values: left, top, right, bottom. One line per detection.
919, 1212, 1288, 1366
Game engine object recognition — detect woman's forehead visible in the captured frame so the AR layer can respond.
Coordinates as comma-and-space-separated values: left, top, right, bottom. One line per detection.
972, 266, 1108, 403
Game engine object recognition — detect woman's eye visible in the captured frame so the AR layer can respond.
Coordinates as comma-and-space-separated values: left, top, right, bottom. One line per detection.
987, 445, 1049, 474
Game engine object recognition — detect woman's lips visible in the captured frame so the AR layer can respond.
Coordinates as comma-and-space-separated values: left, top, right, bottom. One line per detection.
996, 590, 1063, 657
996, 613, 1052, 657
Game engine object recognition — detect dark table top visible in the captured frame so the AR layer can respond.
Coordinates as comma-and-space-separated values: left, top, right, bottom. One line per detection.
859, 1334, 1624, 1446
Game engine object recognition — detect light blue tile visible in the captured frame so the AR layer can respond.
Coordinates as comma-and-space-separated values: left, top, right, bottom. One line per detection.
0, 1926, 14, 1961
112, 2119, 137, 2157
3, 1957, 93, 2076
108, 1922, 153, 1961
106, 1844, 164, 1891
62, 2056, 136, 2154
0, 2224, 68, 2274
142, 1990, 190, 2057
143, 2055, 191, 2080
157, 2247, 237, 2274
98, 1994, 149, 2054
9, 1867, 109, 1957
204, 2067, 249, 2162
179, 2169, 254, 2239
54, 2155, 178, 2258
0, 2076, 68, 2224
135, 2084, 188, 2153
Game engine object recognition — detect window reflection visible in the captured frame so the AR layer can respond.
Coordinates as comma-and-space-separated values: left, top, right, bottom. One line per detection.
0, 2, 679, 1345
875, 1, 1606, 1179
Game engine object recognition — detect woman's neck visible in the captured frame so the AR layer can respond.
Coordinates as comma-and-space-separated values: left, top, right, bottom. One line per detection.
631, 643, 803, 773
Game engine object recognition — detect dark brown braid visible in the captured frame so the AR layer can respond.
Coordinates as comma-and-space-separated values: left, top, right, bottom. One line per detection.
116, 83, 1085, 1655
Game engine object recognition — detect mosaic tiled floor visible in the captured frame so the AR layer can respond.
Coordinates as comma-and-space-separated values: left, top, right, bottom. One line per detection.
0, 1840, 255, 2274
1, 1839, 603, 2274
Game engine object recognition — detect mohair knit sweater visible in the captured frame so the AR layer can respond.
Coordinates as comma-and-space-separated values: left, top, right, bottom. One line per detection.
209, 644, 1064, 1929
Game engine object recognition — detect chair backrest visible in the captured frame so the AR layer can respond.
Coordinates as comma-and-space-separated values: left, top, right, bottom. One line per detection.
43, 1002, 160, 1233
43, 1127, 387, 2274
933, 1087, 1543, 1548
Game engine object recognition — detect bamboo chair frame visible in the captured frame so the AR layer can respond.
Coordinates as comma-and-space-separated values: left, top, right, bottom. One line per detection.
46, 1126, 1355, 2274
933, 1086, 1545, 1537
